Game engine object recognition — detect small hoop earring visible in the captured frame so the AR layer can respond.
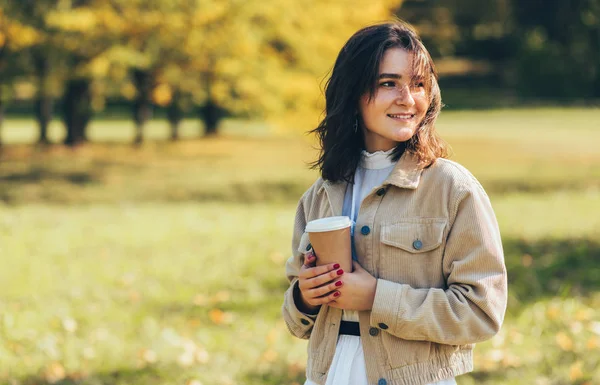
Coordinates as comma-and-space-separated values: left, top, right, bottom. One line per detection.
354, 117, 358, 133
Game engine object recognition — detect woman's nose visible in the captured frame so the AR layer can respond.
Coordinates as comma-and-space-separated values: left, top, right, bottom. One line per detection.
395, 85, 415, 107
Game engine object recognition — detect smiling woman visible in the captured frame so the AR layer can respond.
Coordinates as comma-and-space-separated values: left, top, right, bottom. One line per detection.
282, 20, 508, 385
359, 47, 429, 151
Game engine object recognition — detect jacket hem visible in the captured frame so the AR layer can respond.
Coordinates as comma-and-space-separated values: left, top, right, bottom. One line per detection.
305, 348, 473, 385
386, 348, 473, 385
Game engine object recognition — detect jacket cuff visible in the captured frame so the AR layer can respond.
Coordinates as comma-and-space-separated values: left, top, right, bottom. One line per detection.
283, 279, 317, 339
370, 278, 407, 332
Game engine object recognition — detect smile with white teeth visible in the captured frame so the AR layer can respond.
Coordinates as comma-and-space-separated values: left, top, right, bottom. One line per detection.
387, 113, 415, 120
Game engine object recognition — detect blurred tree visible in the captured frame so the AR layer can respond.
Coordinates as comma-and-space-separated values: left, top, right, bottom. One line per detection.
101, 0, 182, 144
512, 0, 600, 99
0, 3, 44, 145
166, 90, 186, 140
45, 0, 124, 145
397, 0, 600, 100
6, 0, 63, 145
105, 0, 401, 138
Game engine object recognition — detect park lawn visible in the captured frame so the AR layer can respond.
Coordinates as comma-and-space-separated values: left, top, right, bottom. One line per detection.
0, 108, 599, 385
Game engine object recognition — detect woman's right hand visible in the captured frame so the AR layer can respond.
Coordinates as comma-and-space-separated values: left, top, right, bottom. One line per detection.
296, 251, 345, 313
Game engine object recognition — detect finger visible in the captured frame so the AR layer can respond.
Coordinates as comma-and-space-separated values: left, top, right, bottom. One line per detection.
299, 262, 341, 280
300, 265, 344, 290
305, 278, 343, 298
306, 290, 341, 306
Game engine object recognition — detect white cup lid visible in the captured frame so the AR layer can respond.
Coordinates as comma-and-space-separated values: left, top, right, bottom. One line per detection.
305, 216, 352, 232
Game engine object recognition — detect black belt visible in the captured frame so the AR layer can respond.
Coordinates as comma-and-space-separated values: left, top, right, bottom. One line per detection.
339, 321, 360, 336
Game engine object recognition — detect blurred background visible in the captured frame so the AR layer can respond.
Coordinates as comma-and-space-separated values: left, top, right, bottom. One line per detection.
0, 0, 599, 384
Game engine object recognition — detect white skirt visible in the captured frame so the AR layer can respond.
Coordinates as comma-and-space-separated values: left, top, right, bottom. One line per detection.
304, 311, 457, 385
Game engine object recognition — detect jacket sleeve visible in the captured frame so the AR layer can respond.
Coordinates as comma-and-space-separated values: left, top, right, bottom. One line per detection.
282, 189, 319, 340
370, 180, 507, 345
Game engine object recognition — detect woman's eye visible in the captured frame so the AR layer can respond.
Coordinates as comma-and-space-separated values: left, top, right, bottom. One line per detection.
380, 81, 395, 87
412, 82, 424, 88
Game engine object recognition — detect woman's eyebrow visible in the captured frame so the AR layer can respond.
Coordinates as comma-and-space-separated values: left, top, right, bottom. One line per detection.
378, 73, 402, 79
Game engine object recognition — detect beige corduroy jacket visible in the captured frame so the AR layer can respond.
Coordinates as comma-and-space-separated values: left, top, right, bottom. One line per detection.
282, 152, 508, 385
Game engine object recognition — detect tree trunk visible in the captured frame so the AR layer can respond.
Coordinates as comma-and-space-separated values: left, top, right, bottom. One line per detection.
34, 54, 53, 145
62, 79, 92, 146
0, 97, 4, 148
200, 99, 222, 137
35, 97, 53, 145
167, 91, 183, 141
132, 69, 153, 145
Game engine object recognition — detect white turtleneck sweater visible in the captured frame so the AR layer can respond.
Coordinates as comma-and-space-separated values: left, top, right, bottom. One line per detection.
304, 148, 457, 385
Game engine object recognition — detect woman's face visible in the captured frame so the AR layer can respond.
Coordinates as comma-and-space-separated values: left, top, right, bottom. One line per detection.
358, 47, 429, 152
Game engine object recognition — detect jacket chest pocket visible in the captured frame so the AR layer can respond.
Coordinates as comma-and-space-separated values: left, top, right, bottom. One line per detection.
379, 218, 447, 287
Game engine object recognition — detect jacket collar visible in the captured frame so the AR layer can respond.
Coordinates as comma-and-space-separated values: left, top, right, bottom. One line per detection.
383, 151, 424, 190
318, 151, 425, 216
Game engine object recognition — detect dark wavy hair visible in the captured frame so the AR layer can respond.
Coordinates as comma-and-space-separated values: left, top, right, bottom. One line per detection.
310, 20, 448, 183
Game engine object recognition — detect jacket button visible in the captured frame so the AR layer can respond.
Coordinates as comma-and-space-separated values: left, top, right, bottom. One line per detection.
378, 323, 389, 330
412, 239, 423, 250
376, 188, 386, 196
378, 379, 387, 385
306, 243, 312, 251
360, 226, 370, 235
368, 327, 379, 336
301, 319, 310, 325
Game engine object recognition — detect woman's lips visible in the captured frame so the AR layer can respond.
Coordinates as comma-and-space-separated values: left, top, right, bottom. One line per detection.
387, 113, 415, 120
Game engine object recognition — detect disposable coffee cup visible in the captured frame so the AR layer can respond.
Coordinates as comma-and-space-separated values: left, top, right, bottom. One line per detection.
305, 216, 353, 273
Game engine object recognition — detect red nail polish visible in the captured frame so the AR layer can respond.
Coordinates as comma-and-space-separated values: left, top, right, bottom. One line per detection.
337, 269, 344, 275
335, 281, 343, 287
333, 263, 340, 269
334, 292, 341, 297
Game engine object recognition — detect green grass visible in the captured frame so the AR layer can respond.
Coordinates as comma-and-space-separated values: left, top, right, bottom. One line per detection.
1, 108, 599, 385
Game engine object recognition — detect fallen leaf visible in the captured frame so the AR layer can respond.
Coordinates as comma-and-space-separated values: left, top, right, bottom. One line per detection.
211, 291, 231, 304
586, 336, 598, 350
209, 309, 233, 325
546, 305, 560, 320
261, 348, 278, 363
556, 332, 573, 351
575, 309, 591, 321
140, 348, 157, 363
569, 361, 584, 382
44, 362, 66, 384
129, 290, 141, 303
209, 309, 225, 324
193, 294, 208, 306
266, 328, 279, 345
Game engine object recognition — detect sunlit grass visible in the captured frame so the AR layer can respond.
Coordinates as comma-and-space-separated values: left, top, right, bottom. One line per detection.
1, 108, 599, 384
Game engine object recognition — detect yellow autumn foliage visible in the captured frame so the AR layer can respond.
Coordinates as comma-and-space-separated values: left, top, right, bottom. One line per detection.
0, 12, 43, 50
2, 0, 403, 129
46, 9, 98, 33
152, 83, 173, 106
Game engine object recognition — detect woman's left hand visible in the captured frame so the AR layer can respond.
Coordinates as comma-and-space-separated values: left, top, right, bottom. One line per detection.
328, 261, 377, 311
